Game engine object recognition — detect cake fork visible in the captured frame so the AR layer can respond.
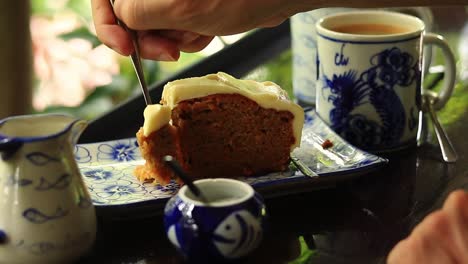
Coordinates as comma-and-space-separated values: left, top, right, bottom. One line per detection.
109, 0, 152, 105
290, 153, 319, 178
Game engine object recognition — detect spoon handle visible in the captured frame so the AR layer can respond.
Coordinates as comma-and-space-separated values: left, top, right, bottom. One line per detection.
426, 99, 458, 163
163, 156, 202, 197
109, 0, 152, 105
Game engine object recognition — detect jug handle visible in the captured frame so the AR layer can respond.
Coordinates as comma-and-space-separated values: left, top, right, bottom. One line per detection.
0, 137, 23, 160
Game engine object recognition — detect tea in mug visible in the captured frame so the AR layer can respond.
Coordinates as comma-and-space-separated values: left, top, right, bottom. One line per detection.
331, 23, 410, 35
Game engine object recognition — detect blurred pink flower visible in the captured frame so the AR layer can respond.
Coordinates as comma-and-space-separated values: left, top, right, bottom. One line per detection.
31, 15, 119, 110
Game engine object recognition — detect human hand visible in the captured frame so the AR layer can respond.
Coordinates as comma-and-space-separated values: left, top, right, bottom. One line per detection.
111, 0, 300, 36
91, 0, 215, 60
387, 190, 468, 264
91, 0, 303, 60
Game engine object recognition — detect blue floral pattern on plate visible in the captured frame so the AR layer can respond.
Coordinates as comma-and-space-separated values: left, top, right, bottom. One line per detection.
76, 109, 388, 207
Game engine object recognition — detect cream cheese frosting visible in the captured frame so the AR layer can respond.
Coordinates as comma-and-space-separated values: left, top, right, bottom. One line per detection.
142, 72, 304, 150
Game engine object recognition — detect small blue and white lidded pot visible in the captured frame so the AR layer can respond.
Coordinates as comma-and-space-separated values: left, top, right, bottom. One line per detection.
164, 178, 267, 262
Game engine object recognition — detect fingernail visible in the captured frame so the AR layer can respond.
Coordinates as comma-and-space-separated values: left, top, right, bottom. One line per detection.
158, 52, 178, 61
106, 43, 123, 55
182, 31, 200, 42
112, 45, 126, 56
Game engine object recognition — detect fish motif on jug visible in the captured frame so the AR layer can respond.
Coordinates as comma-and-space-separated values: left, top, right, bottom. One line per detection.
26, 152, 60, 166
22, 207, 68, 224
35, 173, 72, 191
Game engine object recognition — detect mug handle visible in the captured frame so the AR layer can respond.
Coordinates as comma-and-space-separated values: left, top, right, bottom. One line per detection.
422, 33, 456, 111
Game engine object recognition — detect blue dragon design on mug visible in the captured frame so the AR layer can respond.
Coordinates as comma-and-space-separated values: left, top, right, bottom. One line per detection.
323, 47, 420, 150
316, 11, 456, 153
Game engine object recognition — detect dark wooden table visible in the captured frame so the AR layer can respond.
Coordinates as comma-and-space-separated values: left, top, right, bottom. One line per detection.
78, 6, 468, 264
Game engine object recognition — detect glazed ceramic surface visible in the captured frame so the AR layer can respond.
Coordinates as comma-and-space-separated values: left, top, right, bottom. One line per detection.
75, 109, 387, 217
315, 11, 455, 152
291, 8, 352, 106
290, 7, 434, 106
0, 114, 96, 264
164, 178, 266, 262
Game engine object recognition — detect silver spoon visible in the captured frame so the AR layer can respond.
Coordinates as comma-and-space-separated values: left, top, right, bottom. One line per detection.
422, 92, 458, 163
109, 0, 152, 105
163, 155, 209, 203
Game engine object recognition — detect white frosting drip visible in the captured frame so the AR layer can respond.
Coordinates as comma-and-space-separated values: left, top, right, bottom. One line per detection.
143, 104, 172, 136
143, 72, 304, 149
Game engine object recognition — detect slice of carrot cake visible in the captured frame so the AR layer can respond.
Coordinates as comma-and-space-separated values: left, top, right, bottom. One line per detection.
135, 72, 304, 184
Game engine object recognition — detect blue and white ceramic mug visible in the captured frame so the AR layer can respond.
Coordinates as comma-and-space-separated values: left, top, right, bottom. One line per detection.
291, 7, 434, 107
164, 178, 266, 263
315, 10, 456, 152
